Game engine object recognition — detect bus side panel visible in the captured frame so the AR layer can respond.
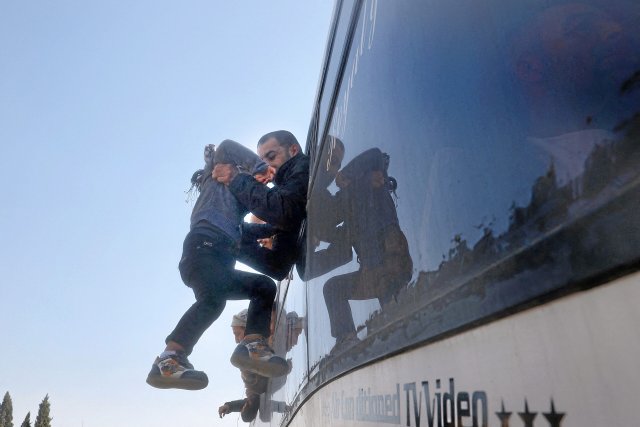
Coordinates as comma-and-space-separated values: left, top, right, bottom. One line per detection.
290, 272, 640, 427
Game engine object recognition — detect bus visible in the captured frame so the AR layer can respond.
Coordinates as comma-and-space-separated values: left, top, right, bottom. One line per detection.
258, 0, 640, 426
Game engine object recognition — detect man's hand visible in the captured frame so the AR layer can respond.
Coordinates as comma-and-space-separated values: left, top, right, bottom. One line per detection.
212, 163, 238, 185
218, 403, 231, 418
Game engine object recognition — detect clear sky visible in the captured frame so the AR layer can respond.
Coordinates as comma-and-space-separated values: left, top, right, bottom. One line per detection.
0, 2, 333, 426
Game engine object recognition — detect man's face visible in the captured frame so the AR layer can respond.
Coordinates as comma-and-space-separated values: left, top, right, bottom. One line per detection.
258, 137, 298, 171
232, 326, 245, 344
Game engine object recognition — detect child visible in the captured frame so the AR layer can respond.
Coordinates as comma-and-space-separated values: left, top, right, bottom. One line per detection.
146, 140, 288, 391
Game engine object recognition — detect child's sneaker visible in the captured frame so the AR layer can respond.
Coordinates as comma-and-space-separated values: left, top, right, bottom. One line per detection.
230, 334, 289, 378
146, 351, 209, 390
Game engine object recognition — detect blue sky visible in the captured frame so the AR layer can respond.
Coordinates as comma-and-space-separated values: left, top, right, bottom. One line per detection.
0, 2, 333, 426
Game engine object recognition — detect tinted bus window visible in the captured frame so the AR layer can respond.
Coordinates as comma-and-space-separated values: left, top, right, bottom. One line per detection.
302, 0, 640, 382
315, 0, 358, 151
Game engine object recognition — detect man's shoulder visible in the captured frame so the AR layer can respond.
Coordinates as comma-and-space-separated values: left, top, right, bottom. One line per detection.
289, 152, 310, 169
281, 153, 310, 177
274, 154, 309, 190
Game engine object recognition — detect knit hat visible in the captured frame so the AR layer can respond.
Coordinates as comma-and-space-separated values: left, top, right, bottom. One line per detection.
231, 309, 248, 328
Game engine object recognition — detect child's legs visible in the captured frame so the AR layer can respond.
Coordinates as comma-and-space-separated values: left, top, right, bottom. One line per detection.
167, 234, 236, 355
226, 270, 276, 338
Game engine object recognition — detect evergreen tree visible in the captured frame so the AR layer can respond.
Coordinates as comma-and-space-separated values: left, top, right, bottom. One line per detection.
19, 413, 30, 427
0, 391, 14, 427
33, 396, 51, 427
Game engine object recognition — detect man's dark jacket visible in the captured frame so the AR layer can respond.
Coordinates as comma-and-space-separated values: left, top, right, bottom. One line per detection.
229, 153, 310, 280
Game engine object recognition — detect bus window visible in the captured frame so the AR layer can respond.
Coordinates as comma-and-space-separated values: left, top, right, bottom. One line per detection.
302, 0, 640, 383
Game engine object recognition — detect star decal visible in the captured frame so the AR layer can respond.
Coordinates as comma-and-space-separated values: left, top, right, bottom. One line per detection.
495, 400, 512, 427
518, 399, 537, 427
543, 399, 565, 427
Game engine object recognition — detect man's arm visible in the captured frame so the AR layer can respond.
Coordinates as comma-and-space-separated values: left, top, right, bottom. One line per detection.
227, 156, 310, 231
241, 222, 278, 241
218, 399, 246, 417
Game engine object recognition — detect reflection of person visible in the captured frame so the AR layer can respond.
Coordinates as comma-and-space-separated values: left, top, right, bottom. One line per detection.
310, 136, 346, 243
146, 140, 287, 391
285, 311, 304, 352
297, 136, 348, 279
214, 130, 310, 281
219, 309, 268, 423
308, 147, 413, 350
253, 304, 299, 423
220, 306, 297, 423
511, 2, 640, 195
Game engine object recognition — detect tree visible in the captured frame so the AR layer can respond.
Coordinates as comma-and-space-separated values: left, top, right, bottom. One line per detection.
19, 413, 30, 427
0, 391, 14, 427
33, 396, 51, 427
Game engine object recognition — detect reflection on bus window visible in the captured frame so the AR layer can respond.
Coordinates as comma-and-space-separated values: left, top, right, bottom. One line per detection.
298, 0, 640, 386
305, 143, 413, 354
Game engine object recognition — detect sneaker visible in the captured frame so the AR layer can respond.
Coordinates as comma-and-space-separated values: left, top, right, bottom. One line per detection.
146, 351, 209, 390
230, 334, 289, 378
